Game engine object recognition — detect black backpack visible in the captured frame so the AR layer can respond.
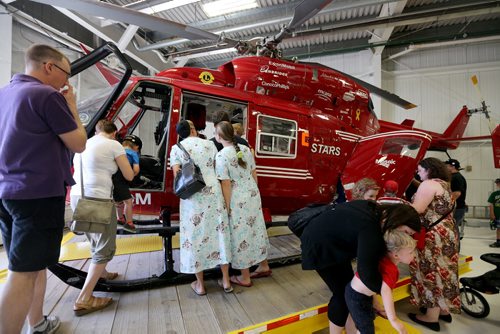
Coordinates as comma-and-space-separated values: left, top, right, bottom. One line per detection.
287, 203, 335, 237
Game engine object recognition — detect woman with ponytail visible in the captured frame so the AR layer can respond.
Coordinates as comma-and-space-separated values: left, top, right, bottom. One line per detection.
215, 121, 271, 287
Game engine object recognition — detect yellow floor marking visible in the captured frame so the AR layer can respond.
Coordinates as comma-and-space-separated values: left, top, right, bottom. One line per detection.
232, 256, 473, 334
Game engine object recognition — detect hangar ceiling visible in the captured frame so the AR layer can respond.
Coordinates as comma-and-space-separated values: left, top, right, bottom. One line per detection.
2, 0, 500, 71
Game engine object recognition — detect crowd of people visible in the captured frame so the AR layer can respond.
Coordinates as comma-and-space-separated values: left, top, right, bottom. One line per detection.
0, 44, 497, 334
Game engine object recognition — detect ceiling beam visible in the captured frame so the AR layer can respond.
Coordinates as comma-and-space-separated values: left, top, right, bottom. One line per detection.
369, 0, 407, 55
54, 7, 167, 72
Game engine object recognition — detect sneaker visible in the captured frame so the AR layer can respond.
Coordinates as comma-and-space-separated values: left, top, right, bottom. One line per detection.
122, 223, 137, 233
29, 315, 60, 334
117, 218, 126, 226
489, 241, 500, 248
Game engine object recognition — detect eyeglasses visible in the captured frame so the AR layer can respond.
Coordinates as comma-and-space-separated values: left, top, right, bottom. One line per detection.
44, 62, 71, 77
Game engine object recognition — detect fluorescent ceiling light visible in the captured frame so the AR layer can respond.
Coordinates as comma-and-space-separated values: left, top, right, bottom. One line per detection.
202, 0, 258, 17
139, 0, 200, 14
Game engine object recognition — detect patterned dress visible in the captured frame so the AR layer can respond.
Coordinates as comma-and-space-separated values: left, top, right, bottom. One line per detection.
409, 179, 461, 313
215, 144, 269, 269
170, 137, 231, 274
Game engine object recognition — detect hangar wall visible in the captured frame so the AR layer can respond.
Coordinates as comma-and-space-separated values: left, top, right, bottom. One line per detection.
310, 43, 500, 207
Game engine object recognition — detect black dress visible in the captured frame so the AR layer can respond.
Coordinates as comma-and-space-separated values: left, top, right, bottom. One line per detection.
300, 200, 386, 326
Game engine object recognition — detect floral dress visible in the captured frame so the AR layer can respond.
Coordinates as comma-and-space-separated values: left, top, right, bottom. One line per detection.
169, 137, 231, 274
215, 144, 269, 269
409, 179, 460, 313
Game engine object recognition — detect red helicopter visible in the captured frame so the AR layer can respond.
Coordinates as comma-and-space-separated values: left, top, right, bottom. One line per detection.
39, 0, 496, 291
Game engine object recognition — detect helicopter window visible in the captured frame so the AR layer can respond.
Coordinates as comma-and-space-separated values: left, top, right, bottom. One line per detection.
181, 92, 248, 140
380, 138, 422, 159
77, 84, 123, 127
256, 115, 297, 158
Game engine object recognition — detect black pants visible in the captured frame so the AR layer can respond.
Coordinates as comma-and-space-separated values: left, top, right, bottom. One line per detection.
317, 262, 354, 327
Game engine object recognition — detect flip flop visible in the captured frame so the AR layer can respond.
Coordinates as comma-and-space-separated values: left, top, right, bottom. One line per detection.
230, 275, 253, 287
191, 281, 206, 296
217, 279, 234, 293
249, 270, 272, 279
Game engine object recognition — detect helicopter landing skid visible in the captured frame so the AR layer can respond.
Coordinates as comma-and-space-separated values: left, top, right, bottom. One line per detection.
48, 254, 301, 292
49, 210, 301, 292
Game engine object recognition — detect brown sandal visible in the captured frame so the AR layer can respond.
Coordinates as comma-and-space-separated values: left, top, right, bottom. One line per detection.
102, 272, 118, 280
74, 296, 113, 316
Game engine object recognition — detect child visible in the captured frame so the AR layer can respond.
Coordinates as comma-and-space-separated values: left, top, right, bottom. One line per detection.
352, 178, 380, 200
112, 134, 141, 233
345, 230, 416, 334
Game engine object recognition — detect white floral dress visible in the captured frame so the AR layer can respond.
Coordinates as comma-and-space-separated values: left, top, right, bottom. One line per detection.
216, 145, 269, 269
170, 137, 231, 273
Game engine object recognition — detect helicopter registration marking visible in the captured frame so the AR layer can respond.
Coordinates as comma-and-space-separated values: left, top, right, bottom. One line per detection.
311, 143, 341, 156
133, 193, 151, 205
199, 71, 214, 84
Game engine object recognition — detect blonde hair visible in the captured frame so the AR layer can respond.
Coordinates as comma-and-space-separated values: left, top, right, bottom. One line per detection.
232, 123, 244, 136
384, 230, 416, 253
352, 178, 380, 200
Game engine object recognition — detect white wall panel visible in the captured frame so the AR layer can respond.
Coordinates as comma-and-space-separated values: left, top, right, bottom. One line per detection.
386, 45, 500, 206
312, 42, 500, 206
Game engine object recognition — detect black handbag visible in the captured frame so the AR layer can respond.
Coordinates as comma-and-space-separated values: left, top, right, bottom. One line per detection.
287, 203, 335, 237
173, 142, 206, 200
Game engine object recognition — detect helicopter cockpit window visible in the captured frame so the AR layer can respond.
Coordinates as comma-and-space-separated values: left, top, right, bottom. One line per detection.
111, 82, 172, 190
379, 138, 422, 159
256, 115, 297, 158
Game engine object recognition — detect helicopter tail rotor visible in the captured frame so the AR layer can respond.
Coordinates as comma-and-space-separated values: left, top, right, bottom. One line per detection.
471, 75, 494, 133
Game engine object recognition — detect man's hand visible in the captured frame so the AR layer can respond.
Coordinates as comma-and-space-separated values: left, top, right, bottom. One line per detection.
60, 82, 76, 105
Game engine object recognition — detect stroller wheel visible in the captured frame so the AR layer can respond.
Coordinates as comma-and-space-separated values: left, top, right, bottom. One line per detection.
460, 286, 490, 318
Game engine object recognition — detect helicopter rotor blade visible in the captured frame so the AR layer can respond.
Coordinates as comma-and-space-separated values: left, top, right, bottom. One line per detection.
29, 0, 237, 44
471, 75, 494, 133
273, 0, 333, 44
288, 0, 334, 31
335, 69, 417, 110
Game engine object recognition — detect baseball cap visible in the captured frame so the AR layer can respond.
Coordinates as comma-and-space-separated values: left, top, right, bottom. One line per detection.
495, 178, 500, 184
444, 159, 463, 170
384, 180, 399, 193
123, 134, 142, 150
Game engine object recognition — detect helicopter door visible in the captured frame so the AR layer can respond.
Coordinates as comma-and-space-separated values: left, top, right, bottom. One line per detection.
71, 42, 132, 135
341, 131, 432, 200
111, 81, 173, 191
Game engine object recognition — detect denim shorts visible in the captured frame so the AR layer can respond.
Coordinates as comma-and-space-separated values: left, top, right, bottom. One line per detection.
0, 197, 65, 272
345, 283, 375, 334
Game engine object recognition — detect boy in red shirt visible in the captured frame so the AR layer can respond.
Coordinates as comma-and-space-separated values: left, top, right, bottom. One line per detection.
345, 230, 416, 334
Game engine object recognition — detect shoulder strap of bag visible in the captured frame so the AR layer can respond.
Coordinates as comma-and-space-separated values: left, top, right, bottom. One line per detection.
177, 142, 193, 162
79, 153, 113, 199
79, 155, 86, 198
428, 201, 456, 229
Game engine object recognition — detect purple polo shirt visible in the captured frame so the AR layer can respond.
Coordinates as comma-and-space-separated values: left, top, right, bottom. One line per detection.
0, 74, 78, 199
